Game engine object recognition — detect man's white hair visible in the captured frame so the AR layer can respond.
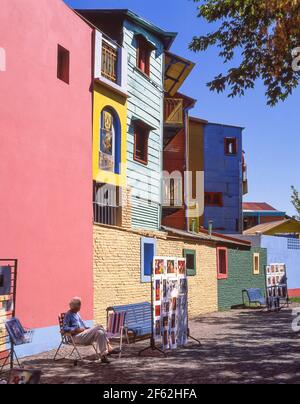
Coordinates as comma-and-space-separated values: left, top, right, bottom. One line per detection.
69, 297, 82, 308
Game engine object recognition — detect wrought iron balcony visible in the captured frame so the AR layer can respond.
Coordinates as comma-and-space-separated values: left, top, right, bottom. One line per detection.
101, 41, 118, 83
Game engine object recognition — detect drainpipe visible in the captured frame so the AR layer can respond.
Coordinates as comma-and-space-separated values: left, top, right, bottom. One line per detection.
208, 220, 213, 238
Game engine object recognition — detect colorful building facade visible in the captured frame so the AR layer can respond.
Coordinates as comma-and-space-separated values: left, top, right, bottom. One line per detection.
218, 247, 267, 310
243, 202, 286, 231
78, 9, 177, 231
0, 0, 94, 356
241, 227, 300, 297
0, 2, 280, 360
162, 52, 196, 231
204, 123, 246, 234
92, 28, 128, 228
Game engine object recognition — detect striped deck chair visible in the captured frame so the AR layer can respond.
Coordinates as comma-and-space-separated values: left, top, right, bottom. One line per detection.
106, 311, 128, 359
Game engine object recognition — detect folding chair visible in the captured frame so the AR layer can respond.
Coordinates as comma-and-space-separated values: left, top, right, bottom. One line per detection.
106, 311, 128, 359
53, 313, 98, 361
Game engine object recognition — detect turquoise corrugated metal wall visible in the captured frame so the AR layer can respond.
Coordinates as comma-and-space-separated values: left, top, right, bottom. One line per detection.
123, 20, 164, 230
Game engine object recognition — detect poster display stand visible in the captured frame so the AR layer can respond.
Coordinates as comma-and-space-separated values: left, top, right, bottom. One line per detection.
139, 257, 200, 357
265, 263, 289, 311
0, 259, 18, 372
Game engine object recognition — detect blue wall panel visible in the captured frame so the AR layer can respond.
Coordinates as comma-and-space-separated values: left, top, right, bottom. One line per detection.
204, 123, 243, 233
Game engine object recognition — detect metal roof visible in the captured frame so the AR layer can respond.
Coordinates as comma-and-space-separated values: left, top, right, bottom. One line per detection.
243, 202, 278, 212
162, 226, 251, 248
243, 219, 299, 235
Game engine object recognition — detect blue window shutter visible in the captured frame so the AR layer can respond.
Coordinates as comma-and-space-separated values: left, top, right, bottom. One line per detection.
141, 237, 156, 283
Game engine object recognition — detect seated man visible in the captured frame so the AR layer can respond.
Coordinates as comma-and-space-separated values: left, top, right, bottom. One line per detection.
63, 297, 119, 364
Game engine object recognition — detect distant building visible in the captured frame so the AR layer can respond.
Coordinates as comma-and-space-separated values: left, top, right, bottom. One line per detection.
243, 218, 300, 237
243, 202, 286, 230
204, 123, 247, 234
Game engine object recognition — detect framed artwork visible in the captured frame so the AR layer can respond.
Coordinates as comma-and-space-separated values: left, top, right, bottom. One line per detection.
152, 257, 188, 351
0, 266, 11, 296
5, 318, 26, 346
154, 258, 165, 275
167, 259, 176, 275
8, 369, 41, 385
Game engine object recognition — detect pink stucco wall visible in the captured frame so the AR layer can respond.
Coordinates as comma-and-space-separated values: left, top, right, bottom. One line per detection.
0, 0, 93, 328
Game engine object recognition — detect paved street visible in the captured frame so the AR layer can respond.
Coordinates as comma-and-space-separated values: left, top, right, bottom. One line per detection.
14, 305, 300, 384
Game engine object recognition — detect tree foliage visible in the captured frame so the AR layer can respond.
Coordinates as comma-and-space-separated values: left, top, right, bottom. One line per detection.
190, 0, 300, 105
291, 186, 300, 219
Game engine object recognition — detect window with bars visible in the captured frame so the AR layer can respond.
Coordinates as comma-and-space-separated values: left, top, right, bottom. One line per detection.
101, 40, 118, 83
93, 182, 121, 226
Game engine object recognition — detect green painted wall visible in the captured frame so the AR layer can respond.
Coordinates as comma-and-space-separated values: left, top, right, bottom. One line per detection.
218, 247, 267, 310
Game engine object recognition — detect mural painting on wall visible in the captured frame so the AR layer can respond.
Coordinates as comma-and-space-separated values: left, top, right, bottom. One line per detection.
153, 257, 188, 351
100, 110, 114, 172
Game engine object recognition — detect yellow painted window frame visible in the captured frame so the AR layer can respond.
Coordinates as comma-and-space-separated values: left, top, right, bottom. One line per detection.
253, 253, 260, 275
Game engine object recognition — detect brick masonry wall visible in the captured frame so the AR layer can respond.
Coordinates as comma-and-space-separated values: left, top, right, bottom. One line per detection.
218, 247, 267, 310
93, 225, 218, 325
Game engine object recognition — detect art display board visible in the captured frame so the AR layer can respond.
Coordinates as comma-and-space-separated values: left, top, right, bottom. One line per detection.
152, 257, 188, 351
0, 260, 18, 373
266, 263, 288, 300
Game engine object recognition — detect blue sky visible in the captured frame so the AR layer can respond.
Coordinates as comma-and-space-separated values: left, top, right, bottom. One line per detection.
66, 0, 300, 216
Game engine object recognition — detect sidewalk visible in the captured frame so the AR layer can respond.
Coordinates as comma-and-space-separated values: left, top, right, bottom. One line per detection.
12, 305, 300, 384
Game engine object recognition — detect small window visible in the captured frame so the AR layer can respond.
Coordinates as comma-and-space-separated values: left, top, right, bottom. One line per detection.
217, 247, 228, 279
141, 238, 156, 283
225, 138, 237, 155
137, 37, 151, 76
134, 122, 149, 165
162, 175, 183, 207
253, 253, 260, 275
183, 249, 196, 277
57, 45, 70, 84
205, 192, 223, 207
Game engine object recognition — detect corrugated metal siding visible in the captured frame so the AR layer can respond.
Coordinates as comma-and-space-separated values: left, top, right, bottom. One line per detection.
123, 20, 164, 230
131, 196, 160, 230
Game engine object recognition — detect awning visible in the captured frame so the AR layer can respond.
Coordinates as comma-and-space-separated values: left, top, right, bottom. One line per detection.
164, 52, 195, 97
132, 117, 157, 131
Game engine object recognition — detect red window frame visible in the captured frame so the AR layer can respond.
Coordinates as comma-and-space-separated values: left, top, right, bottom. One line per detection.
137, 37, 151, 76
134, 122, 149, 165
217, 247, 228, 280
205, 192, 223, 207
224, 137, 237, 155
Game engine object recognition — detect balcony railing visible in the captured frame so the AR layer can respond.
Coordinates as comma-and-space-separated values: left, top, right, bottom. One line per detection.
93, 202, 119, 226
93, 183, 120, 226
164, 98, 184, 126
101, 41, 118, 83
